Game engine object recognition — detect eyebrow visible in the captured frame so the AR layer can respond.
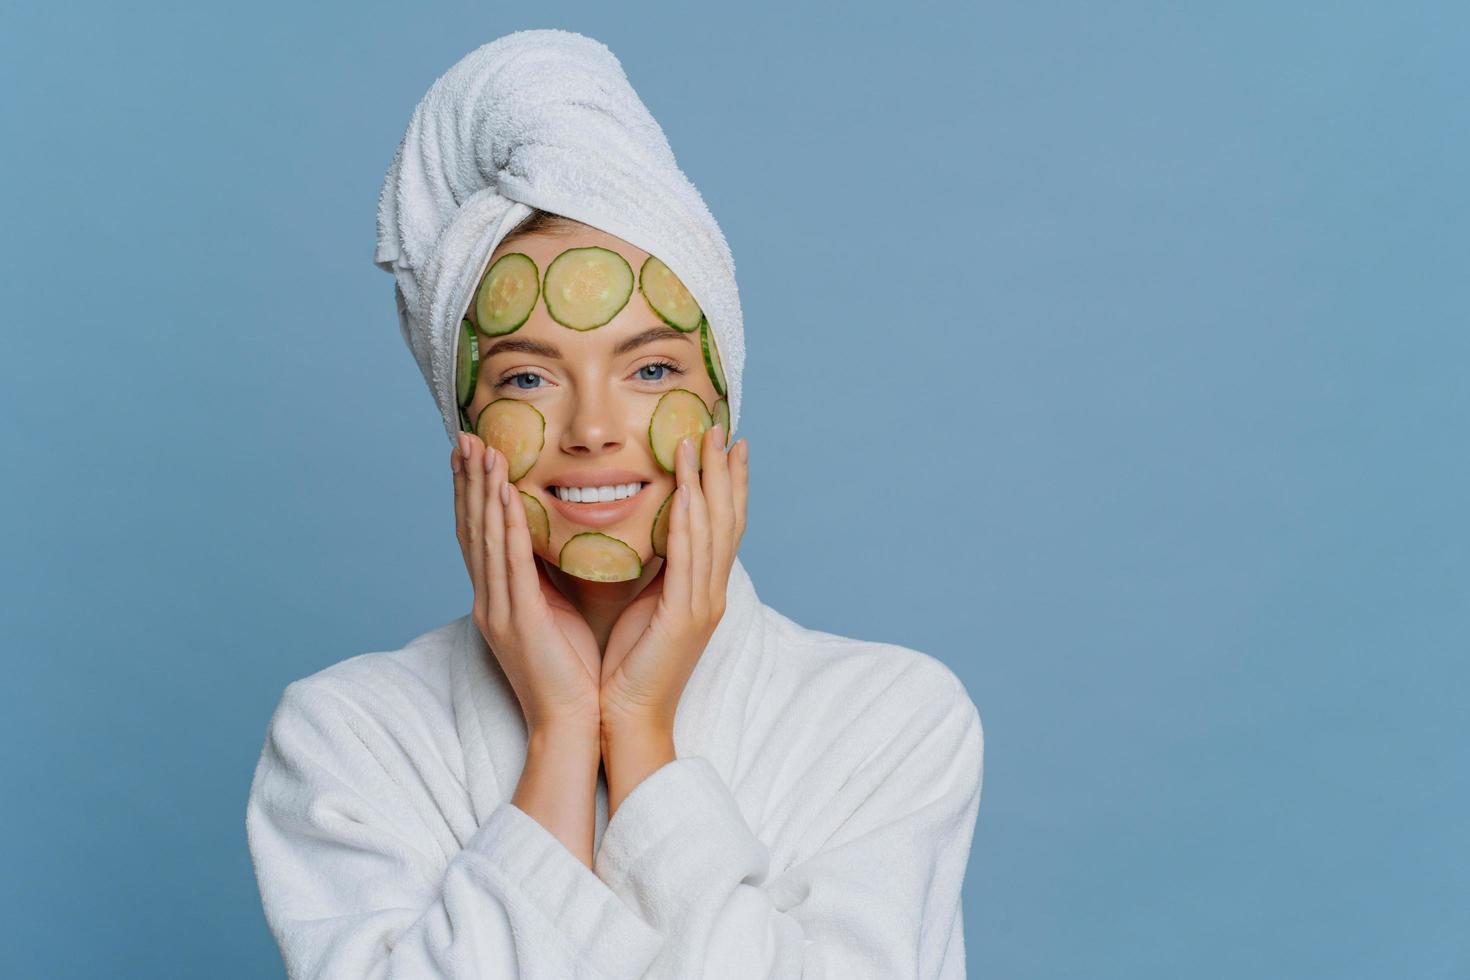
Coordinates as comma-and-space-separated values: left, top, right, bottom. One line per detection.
481, 324, 694, 360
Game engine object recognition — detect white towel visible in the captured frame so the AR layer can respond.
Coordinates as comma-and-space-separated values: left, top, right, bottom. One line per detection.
245, 556, 985, 976
373, 28, 745, 446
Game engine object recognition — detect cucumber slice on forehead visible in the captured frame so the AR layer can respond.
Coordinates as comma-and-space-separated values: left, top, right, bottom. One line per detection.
648, 388, 713, 473
518, 490, 550, 554
650, 489, 675, 558
474, 398, 545, 482
475, 253, 539, 337
559, 531, 642, 582
543, 246, 634, 330
699, 316, 727, 398
456, 319, 480, 407
639, 255, 703, 332
711, 396, 730, 438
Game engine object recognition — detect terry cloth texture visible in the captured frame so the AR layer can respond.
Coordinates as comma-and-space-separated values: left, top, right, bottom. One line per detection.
373, 28, 746, 446
245, 556, 986, 977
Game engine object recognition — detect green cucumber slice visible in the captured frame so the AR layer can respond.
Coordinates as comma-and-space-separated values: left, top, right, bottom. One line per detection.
474, 398, 545, 482
559, 531, 642, 582
638, 255, 703, 332
711, 397, 730, 440
699, 316, 727, 397
518, 490, 550, 554
456, 318, 480, 406
459, 406, 472, 432
648, 387, 713, 473
650, 489, 675, 558
475, 253, 539, 337
543, 246, 634, 330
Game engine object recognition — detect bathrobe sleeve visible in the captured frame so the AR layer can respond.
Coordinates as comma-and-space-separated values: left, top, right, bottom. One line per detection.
592, 664, 985, 978
245, 677, 664, 979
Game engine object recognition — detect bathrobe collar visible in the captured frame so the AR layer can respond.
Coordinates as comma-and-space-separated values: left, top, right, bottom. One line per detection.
450, 554, 767, 825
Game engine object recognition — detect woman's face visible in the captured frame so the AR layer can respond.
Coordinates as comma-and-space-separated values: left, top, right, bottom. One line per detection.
462, 221, 722, 574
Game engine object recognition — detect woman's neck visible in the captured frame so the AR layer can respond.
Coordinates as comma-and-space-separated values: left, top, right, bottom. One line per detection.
541, 555, 665, 653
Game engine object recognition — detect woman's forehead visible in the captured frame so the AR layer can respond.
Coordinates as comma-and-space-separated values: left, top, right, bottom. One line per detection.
494, 221, 647, 265
477, 223, 691, 354
488, 302, 688, 357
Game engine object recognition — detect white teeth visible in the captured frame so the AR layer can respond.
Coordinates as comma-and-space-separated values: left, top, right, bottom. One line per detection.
554, 482, 644, 503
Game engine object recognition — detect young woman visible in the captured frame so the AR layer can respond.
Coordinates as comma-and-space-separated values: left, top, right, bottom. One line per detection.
246, 30, 983, 980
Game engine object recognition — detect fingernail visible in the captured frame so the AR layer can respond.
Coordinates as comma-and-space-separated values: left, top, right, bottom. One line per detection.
451, 449, 462, 474
714, 423, 726, 449
484, 446, 495, 473
500, 482, 511, 505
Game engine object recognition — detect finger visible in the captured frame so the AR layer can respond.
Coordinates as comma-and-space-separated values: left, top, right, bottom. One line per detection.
732, 438, 749, 546
701, 423, 734, 597
664, 437, 693, 614
684, 435, 712, 616
452, 436, 470, 579
501, 462, 543, 623
483, 446, 511, 629
463, 433, 487, 622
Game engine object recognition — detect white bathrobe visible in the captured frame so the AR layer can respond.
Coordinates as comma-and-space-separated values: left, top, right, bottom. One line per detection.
245, 555, 984, 977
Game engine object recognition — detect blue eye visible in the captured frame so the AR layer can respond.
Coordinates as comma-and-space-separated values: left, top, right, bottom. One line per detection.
496, 372, 544, 390
638, 360, 684, 383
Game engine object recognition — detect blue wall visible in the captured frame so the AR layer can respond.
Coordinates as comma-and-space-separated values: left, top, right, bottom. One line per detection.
2, 2, 1465, 976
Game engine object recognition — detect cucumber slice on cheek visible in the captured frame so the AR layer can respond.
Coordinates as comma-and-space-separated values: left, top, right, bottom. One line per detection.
648, 388, 713, 473
518, 490, 551, 555
474, 398, 545, 483
650, 489, 675, 558
710, 396, 730, 436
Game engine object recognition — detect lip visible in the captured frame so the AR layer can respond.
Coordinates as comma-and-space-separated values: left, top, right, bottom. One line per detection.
543, 481, 652, 528
540, 469, 659, 530
543, 468, 653, 490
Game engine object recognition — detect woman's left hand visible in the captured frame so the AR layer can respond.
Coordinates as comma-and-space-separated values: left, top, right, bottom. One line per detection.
599, 423, 749, 737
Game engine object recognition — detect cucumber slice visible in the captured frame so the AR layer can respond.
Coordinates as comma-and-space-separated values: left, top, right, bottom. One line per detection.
474, 398, 545, 482
559, 531, 642, 582
459, 406, 471, 432
699, 316, 727, 397
518, 490, 550, 554
648, 388, 712, 473
475, 253, 539, 337
650, 489, 675, 558
456, 318, 480, 406
638, 255, 703, 332
711, 397, 730, 440
543, 246, 634, 330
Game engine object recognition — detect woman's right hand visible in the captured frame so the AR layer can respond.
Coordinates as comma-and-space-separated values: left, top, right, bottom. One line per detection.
453, 433, 602, 737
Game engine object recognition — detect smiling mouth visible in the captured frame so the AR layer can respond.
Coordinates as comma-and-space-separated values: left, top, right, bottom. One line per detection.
545, 482, 650, 504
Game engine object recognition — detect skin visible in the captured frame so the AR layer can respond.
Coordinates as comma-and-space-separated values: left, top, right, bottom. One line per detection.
449, 219, 750, 868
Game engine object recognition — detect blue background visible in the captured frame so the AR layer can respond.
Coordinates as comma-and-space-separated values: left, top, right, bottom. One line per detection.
3, 2, 1466, 977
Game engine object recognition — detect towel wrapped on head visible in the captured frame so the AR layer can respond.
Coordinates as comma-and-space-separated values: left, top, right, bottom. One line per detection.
373, 28, 745, 446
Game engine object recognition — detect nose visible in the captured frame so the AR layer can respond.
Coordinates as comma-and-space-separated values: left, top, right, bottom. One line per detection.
559, 387, 624, 456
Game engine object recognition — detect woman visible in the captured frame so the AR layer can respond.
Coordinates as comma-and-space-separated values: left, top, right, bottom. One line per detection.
246, 30, 983, 979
